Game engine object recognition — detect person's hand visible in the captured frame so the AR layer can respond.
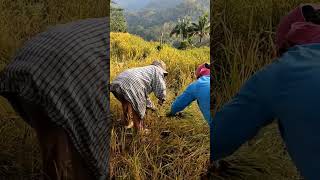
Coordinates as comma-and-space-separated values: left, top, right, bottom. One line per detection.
166, 111, 175, 117
158, 99, 165, 106
203, 160, 230, 178
208, 160, 219, 174
146, 106, 157, 112
166, 112, 186, 118
201, 160, 219, 180
146, 97, 156, 111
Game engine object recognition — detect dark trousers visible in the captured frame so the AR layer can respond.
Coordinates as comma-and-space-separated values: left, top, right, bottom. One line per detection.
3, 94, 93, 180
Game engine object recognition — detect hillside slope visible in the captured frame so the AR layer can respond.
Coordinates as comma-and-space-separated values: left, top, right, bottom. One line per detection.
124, 0, 209, 41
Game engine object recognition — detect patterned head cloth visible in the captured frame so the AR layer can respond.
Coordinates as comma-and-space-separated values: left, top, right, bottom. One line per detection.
276, 4, 320, 52
152, 60, 168, 74
195, 63, 210, 79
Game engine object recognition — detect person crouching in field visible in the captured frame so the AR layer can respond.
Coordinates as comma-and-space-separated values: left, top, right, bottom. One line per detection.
0, 18, 109, 180
110, 60, 167, 134
167, 63, 211, 124
209, 4, 320, 180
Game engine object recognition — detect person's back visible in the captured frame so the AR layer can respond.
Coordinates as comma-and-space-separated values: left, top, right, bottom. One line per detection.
211, 4, 320, 180
212, 43, 320, 180
112, 65, 162, 94
269, 44, 320, 179
0, 17, 109, 179
188, 75, 210, 122
110, 61, 167, 133
194, 76, 210, 122
170, 63, 211, 124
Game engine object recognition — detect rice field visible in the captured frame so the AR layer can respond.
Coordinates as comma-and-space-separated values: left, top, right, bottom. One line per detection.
109, 32, 210, 179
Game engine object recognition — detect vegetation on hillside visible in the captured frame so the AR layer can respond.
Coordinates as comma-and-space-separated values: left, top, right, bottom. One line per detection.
111, 2, 127, 32
114, 0, 155, 12
0, 0, 109, 179
123, 0, 210, 45
170, 14, 210, 49
211, 0, 320, 179
110, 32, 210, 179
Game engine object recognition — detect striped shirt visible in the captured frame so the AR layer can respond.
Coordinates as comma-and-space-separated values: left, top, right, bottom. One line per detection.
111, 65, 166, 119
0, 18, 110, 179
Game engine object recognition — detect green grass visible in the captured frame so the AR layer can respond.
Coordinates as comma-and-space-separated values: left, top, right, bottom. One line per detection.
211, 0, 320, 179
0, 0, 109, 179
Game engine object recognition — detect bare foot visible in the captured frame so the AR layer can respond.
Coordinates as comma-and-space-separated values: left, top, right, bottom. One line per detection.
124, 121, 134, 129
139, 128, 151, 135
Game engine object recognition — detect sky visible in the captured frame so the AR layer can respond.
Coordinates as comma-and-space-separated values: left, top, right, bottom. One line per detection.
113, 0, 151, 11
114, 0, 183, 11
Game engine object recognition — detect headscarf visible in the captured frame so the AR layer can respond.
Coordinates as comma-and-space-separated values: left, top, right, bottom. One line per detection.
196, 63, 210, 79
276, 4, 320, 52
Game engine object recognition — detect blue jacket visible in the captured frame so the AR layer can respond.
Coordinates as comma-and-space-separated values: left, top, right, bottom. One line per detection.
171, 75, 210, 124
212, 44, 320, 180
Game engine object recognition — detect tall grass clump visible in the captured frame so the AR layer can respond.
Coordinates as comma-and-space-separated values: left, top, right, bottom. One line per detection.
110, 32, 210, 179
211, 0, 320, 179
0, 0, 109, 179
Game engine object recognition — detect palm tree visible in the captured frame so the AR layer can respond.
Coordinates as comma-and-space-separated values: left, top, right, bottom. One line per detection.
170, 17, 193, 41
191, 14, 210, 43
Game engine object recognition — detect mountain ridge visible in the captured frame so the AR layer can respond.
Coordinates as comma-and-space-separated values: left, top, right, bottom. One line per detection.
123, 0, 209, 41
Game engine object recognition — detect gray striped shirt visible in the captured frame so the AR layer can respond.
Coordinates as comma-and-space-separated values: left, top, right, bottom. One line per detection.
111, 65, 166, 119
0, 18, 110, 179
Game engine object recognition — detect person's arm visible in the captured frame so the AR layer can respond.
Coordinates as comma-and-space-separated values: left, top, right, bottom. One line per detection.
211, 69, 275, 161
170, 83, 196, 115
153, 71, 166, 103
146, 96, 156, 110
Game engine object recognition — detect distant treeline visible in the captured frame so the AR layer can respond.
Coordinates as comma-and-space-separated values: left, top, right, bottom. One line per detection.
111, 0, 210, 48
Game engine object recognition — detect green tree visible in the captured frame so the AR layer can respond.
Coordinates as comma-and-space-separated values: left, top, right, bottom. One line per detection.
170, 17, 193, 41
111, 3, 127, 32
191, 14, 210, 43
